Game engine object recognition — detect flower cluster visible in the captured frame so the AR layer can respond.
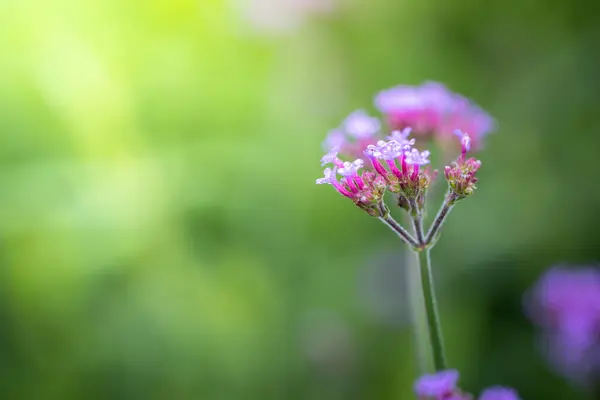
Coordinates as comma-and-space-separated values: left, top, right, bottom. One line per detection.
444, 130, 482, 200
317, 148, 387, 217
318, 120, 483, 230
363, 127, 434, 213
323, 110, 381, 161
375, 82, 495, 150
525, 266, 600, 384
415, 370, 521, 400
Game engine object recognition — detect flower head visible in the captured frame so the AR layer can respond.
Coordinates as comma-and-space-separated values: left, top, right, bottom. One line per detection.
375, 81, 495, 151
364, 140, 404, 160
525, 266, 600, 384
404, 148, 431, 166
318, 82, 492, 219
415, 369, 460, 398
316, 152, 387, 217
338, 159, 364, 177
478, 386, 521, 400
414, 370, 473, 400
364, 134, 434, 213
414, 370, 521, 400
444, 132, 481, 200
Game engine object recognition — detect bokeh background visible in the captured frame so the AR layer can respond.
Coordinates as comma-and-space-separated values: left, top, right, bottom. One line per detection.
1, 0, 600, 398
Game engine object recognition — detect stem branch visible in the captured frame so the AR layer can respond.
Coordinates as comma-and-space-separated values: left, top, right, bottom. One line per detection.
409, 199, 425, 246
378, 214, 419, 248
425, 193, 458, 245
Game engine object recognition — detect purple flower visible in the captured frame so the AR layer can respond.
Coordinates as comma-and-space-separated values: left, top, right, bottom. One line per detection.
343, 110, 381, 139
323, 129, 346, 150
454, 129, 471, 153
322, 110, 383, 162
364, 140, 405, 160
414, 369, 460, 399
414, 370, 523, 400
316, 167, 336, 185
404, 148, 431, 166
525, 266, 600, 383
321, 147, 341, 167
363, 135, 435, 207
316, 153, 387, 217
388, 127, 416, 148
338, 159, 364, 177
441, 98, 496, 149
478, 386, 521, 400
374, 81, 495, 151
443, 133, 482, 200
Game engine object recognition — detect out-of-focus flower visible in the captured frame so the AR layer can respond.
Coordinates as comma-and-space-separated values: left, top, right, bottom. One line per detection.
343, 110, 381, 139
478, 386, 521, 400
375, 82, 495, 151
323, 110, 382, 161
443, 130, 482, 200
317, 152, 387, 217
414, 369, 461, 399
388, 127, 417, 147
525, 266, 600, 384
323, 129, 347, 150
235, 0, 336, 34
414, 370, 521, 400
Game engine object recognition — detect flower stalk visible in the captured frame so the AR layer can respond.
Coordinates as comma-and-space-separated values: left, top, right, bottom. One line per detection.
417, 247, 447, 371
378, 212, 419, 249
410, 199, 426, 247
425, 192, 458, 245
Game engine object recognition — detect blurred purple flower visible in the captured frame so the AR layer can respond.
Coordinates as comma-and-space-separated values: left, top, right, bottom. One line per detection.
343, 110, 381, 139
323, 129, 346, 150
322, 110, 382, 161
525, 266, 600, 384
479, 386, 521, 400
414, 370, 522, 400
374, 82, 495, 151
414, 369, 460, 399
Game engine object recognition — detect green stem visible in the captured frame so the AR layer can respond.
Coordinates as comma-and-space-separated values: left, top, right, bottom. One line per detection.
425, 193, 457, 245
417, 248, 447, 371
409, 199, 425, 246
378, 214, 419, 248
405, 250, 433, 373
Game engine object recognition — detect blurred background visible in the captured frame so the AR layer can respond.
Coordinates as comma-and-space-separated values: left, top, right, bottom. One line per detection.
1, 0, 600, 398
